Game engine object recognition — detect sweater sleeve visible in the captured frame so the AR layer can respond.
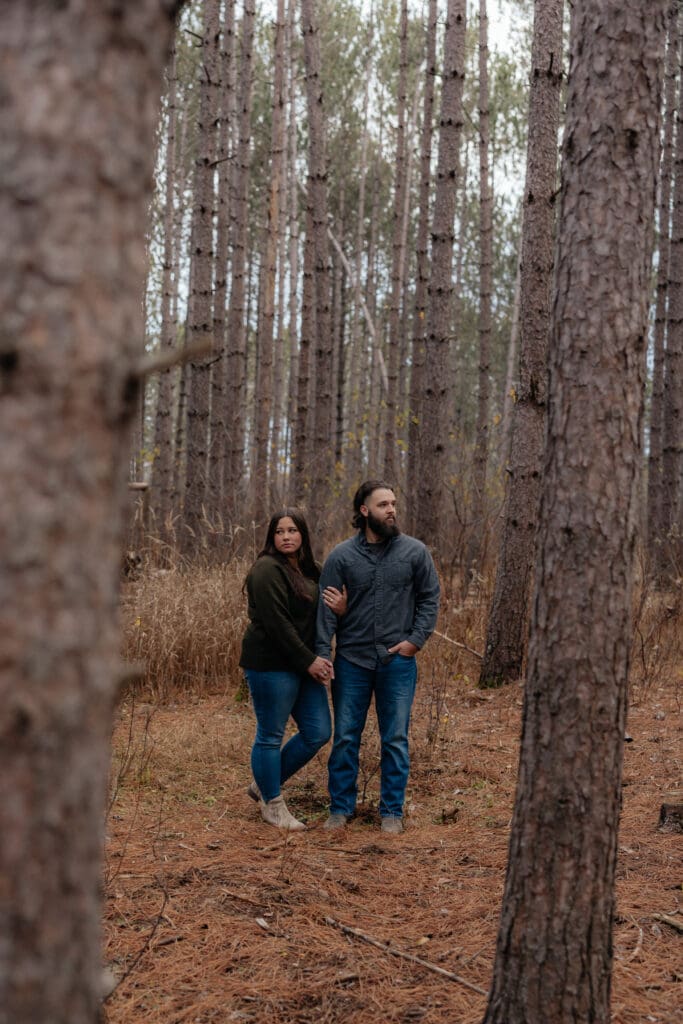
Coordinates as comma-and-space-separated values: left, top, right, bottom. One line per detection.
248, 559, 317, 674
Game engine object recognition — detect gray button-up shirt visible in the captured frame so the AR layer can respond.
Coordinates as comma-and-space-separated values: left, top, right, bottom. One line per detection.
316, 531, 440, 669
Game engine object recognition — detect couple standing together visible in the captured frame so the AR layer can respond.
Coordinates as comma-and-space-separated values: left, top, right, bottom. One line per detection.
239, 480, 441, 835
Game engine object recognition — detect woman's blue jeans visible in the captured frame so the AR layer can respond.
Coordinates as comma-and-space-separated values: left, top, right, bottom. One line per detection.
244, 669, 332, 803
328, 654, 417, 819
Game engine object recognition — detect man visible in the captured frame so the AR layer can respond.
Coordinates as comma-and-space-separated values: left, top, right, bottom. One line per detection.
317, 480, 440, 834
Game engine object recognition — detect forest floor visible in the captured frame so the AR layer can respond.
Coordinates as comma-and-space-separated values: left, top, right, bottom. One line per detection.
102, 669, 682, 1024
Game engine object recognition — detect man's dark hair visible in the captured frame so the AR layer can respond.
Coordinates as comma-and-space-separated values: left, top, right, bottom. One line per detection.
352, 480, 394, 530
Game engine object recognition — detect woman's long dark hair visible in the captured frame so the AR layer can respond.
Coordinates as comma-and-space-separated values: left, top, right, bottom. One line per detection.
250, 508, 320, 601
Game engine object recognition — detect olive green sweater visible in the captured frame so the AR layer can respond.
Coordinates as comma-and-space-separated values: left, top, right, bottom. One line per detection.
239, 555, 318, 674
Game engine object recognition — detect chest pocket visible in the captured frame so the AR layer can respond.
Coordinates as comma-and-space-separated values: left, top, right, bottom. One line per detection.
386, 560, 412, 589
345, 561, 375, 592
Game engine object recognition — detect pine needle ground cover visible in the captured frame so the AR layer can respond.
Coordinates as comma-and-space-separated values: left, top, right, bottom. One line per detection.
103, 597, 681, 1024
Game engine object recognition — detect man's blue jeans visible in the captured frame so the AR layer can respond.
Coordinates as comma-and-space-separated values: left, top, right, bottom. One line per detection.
328, 654, 418, 819
245, 670, 332, 803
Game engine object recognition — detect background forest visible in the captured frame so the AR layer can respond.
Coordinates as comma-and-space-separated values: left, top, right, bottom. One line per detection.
135, 0, 532, 571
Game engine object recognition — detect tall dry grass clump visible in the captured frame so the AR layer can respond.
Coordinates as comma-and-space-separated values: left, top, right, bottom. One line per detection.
120, 561, 249, 700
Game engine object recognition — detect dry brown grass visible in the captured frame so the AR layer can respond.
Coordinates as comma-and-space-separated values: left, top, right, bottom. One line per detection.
107, 566, 682, 1024
120, 562, 250, 700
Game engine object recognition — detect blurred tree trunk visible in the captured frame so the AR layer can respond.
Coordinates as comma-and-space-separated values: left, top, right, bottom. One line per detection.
479, 0, 563, 687
464, 0, 493, 585
152, 47, 181, 554
183, 0, 220, 553
0, 2, 179, 1021
384, 0, 409, 483
415, 0, 466, 545
483, 3, 667, 1021
252, 0, 286, 510
407, 0, 437, 533
661, 13, 683, 578
301, 0, 333, 510
294, 201, 315, 505
226, 0, 256, 514
648, 4, 678, 570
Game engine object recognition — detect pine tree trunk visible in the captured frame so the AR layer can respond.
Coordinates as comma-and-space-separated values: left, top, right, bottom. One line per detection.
384, 0, 410, 483
182, 0, 220, 553
483, 4, 667, 1021
415, 0, 467, 544
252, 0, 286, 510
464, 0, 493, 583
285, 4, 300, 500
347, 11, 374, 488
300, 0, 333, 509
407, 0, 438, 533
647, 5, 678, 569
0, 4, 179, 1020
661, 14, 683, 578
151, 48, 180, 553
479, 0, 564, 687
207, 0, 237, 534
225, 0, 256, 513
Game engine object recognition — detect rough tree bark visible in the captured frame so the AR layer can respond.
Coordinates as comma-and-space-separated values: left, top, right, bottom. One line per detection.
383, 0, 410, 484
415, 0, 466, 544
300, 0, 333, 510
0, 2, 180, 1022
183, 0, 221, 552
483, 3, 667, 1022
464, 0, 493, 586
647, 6, 678, 569
151, 46, 180, 550
225, 0, 256, 512
407, 0, 438, 533
479, 0, 564, 687
252, 0, 286, 510
660, 10, 683, 578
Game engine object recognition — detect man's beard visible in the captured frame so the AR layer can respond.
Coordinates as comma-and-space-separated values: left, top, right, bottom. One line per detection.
367, 511, 400, 540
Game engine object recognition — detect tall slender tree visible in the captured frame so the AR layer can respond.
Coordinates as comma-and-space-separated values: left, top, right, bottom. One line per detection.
464, 0, 493, 585
383, 0, 410, 483
647, 3, 678, 568
407, 0, 438, 532
479, 0, 564, 687
415, 0, 467, 544
483, 3, 667, 1021
152, 46, 180, 550
226, 0, 256, 513
300, 0, 333, 511
252, 0, 286, 509
182, 0, 221, 551
661, 10, 683, 577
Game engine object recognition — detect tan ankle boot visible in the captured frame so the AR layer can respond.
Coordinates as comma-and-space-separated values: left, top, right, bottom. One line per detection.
260, 795, 306, 831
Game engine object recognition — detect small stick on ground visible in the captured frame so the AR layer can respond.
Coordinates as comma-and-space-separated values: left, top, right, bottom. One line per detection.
652, 913, 683, 934
324, 915, 487, 996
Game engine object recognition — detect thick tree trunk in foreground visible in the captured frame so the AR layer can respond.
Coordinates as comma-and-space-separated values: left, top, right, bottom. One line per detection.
483, 3, 666, 1022
0, 3, 179, 1022
479, 0, 563, 687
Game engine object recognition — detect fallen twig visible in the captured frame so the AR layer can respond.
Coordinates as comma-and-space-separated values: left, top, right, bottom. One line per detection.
433, 629, 483, 660
652, 912, 683, 934
324, 916, 487, 996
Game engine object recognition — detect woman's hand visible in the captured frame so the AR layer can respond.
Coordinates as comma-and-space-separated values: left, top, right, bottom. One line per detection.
308, 656, 334, 685
323, 584, 348, 616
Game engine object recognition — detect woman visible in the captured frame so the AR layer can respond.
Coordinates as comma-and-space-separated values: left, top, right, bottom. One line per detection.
240, 509, 345, 830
